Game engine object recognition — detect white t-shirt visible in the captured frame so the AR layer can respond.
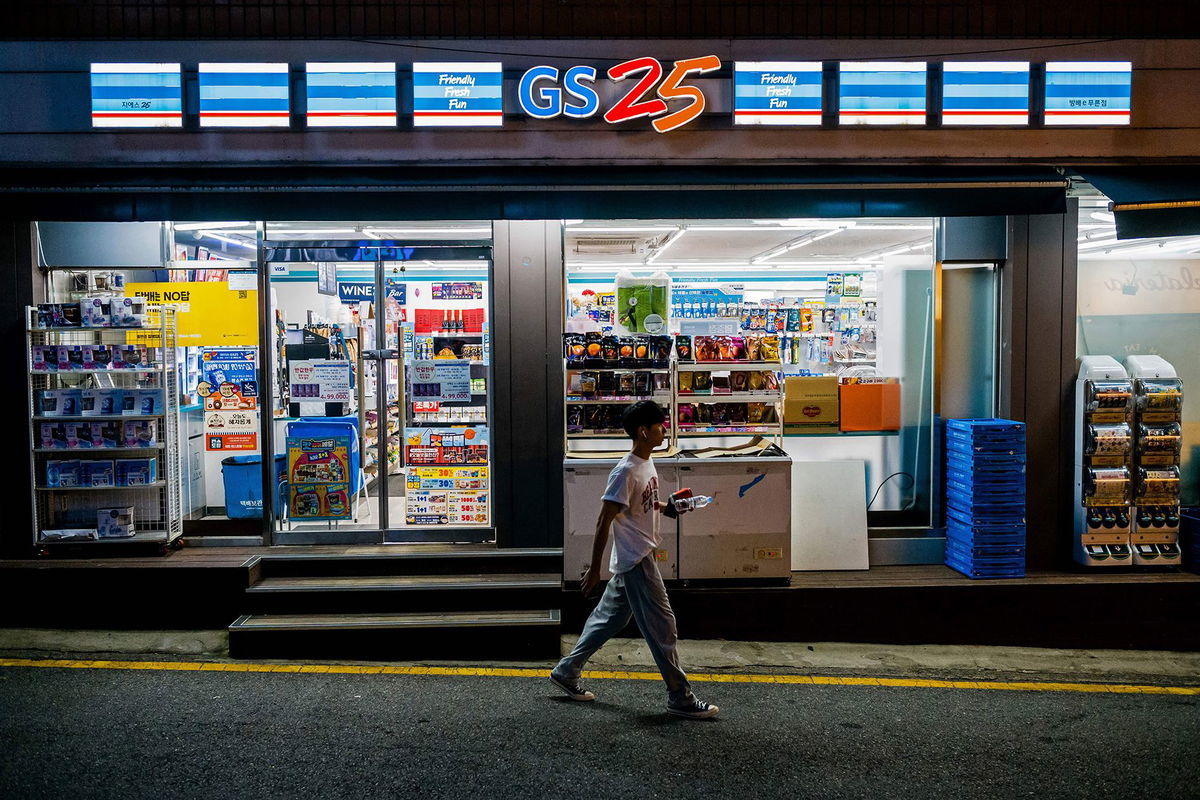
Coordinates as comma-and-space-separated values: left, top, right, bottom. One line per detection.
602, 453, 661, 574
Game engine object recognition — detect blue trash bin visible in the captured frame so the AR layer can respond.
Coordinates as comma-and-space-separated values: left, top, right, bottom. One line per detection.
221, 453, 287, 519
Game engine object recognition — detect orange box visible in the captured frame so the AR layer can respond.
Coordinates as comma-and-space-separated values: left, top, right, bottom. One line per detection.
839, 381, 901, 432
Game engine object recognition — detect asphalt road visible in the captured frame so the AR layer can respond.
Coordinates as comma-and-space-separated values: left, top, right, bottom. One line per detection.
0, 660, 1197, 799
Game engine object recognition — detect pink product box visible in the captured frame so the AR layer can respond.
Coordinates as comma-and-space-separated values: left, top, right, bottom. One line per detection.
31, 345, 56, 372
123, 419, 157, 448
39, 422, 69, 449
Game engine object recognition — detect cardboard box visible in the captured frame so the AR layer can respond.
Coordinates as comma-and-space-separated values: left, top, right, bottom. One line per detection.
784, 376, 840, 433
839, 380, 902, 432
97, 506, 135, 539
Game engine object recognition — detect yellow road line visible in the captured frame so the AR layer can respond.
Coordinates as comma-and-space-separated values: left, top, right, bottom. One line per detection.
0, 657, 1195, 696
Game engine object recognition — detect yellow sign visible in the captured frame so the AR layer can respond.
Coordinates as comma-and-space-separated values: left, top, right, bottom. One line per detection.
125, 282, 258, 346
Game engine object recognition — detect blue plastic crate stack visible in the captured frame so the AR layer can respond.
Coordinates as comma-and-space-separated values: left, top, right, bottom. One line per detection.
944, 419, 1027, 579
1182, 509, 1200, 575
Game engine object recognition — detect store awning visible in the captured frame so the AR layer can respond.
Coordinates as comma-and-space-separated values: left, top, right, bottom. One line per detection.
1074, 167, 1200, 239
0, 166, 1067, 222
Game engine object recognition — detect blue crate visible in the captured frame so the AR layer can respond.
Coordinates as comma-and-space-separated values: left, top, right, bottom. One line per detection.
946, 525, 1027, 550
946, 418, 1026, 438
945, 538, 1026, 562
946, 505, 1026, 526
946, 479, 1025, 502
946, 507, 1026, 534
945, 554, 1026, 579
946, 461, 1027, 479
947, 487, 1026, 511
946, 444, 1027, 462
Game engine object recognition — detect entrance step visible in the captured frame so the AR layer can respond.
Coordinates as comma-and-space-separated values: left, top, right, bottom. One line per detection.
247, 547, 563, 580
244, 572, 562, 614
227, 609, 561, 660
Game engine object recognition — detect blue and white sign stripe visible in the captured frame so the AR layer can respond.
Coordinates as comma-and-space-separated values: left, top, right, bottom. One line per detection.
839, 62, 926, 125
412, 62, 503, 127
733, 62, 822, 126
199, 63, 290, 128
1045, 61, 1131, 126
942, 62, 1029, 126
90, 63, 182, 128
306, 62, 396, 127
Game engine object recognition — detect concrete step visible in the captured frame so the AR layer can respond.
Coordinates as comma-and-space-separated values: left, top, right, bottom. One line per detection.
227, 609, 561, 660
247, 573, 562, 593
248, 548, 564, 580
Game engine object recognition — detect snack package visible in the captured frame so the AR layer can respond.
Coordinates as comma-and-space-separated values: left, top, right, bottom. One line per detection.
678, 403, 696, 426
653, 373, 671, 393
596, 372, 616, 397
578, 371, 597, 396
764, 371, 780, 390
716, 336, 732, 361
634, 371, 652, 397
747, 402, 766, 424
566, 372, 585, 396
618, 336, 637, 367
711, 403, 730, 426
614, 270, 670, 334
729, 403, 748, 424
564, 333, 586, 366
652, 336, 672, 368
584, 332, 604, 366
585, 405, 608, 431
601, 335, 620, 367
696, 403, 713, 424
711, 374, 731, 394
633, 336, 651, 366
675, 335, 693, 362
566, 405, 584, 433
729, 336, 746, 361
760, 335, 781, 362
730, 371, 749, 392
748, 371, 765, 391
678, 372, 694, 393
618, 371, 636, 396
746, 336, 761, 361
693, 372, 712, 393
786, 307, 802, 332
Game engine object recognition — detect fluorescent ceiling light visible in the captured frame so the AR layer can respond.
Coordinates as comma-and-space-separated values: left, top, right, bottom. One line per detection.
200, 231, 255, 248
364, 227, 492, 237
565, 225, 678, 233
174, 221, 252, 231
646, 227, 687, 264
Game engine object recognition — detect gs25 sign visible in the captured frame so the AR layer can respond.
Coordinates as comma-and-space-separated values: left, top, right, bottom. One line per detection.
517, 56, 721, 133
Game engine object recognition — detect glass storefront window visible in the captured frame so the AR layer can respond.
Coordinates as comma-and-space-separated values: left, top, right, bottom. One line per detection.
1076, 199, 1200, 506
561, 217, 937, 527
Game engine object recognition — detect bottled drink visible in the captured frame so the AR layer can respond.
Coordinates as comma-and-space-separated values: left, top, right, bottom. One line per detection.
673, 495, 714, 512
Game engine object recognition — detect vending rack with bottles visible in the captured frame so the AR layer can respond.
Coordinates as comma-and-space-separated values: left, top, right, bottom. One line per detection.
1125, 356, 1184, 567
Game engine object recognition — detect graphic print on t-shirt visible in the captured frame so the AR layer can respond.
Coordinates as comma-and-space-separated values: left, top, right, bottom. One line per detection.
640, 476, 659, 513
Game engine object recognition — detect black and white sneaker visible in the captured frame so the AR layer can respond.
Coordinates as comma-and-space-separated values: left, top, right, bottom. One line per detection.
667, 698, 720, 719
549, 672, 595, 702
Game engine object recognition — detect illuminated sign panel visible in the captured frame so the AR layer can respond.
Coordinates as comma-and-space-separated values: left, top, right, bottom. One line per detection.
306, 62, 397, 127
733, 62, 822, 126
412, 62, 503, 127
1045, 61, 1131, 126
942, 62, 1029, 126
90, 63, 182, 128
839, 62, 926, 125
198, 63, 290, 127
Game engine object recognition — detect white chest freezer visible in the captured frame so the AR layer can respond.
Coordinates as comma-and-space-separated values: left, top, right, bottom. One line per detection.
675, 454, 792, 580
562, 456, 680, 583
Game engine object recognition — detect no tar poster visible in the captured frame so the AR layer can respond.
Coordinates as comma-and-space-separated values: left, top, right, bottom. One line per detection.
125, 281, 258, 346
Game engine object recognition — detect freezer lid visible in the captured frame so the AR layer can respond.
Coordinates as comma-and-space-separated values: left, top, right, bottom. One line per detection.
564, 456, 684, 468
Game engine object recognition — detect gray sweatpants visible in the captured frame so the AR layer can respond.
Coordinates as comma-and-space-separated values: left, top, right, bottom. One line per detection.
553, 556, 695, 706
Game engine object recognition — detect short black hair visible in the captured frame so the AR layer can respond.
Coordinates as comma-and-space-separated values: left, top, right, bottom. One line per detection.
622, 400, 666, 439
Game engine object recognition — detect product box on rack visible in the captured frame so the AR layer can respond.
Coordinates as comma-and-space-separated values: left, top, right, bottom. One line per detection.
80, 297, 112, 328
81, 345, 113, 370
39, 422, 69, 449
128, 388, 163, 416
123, 419, 157, 448
80, 459, 115, 488
97, 420, 124, 448
116, 457, 157, 486
783, 376, 839, 433
46, 459, 80, 487
80, 388, 113, 416
839, 379, 901, 432
31, 345, 55, 372
56, 345, 85, 371
40, 528, 97, 542
96, 506, 135, 538
38, 389, 81, 417
67, 421, 100, 449
110, 296, 147, 328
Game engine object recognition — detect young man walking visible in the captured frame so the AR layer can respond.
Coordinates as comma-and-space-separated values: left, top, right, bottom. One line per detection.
549, 401, 718, 719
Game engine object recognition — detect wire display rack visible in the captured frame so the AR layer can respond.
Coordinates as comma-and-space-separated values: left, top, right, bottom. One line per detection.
27, 306, 182, 554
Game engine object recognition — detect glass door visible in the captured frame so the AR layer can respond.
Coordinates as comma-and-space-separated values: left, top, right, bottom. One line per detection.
263, 222, 494, 544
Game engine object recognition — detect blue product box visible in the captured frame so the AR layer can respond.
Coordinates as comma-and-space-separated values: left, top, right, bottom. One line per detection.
80, 459, 114, 488
123, 419, 157, 447
115, 457, 157, 487
97, 421, 123, 448
46, 459, 80, 488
